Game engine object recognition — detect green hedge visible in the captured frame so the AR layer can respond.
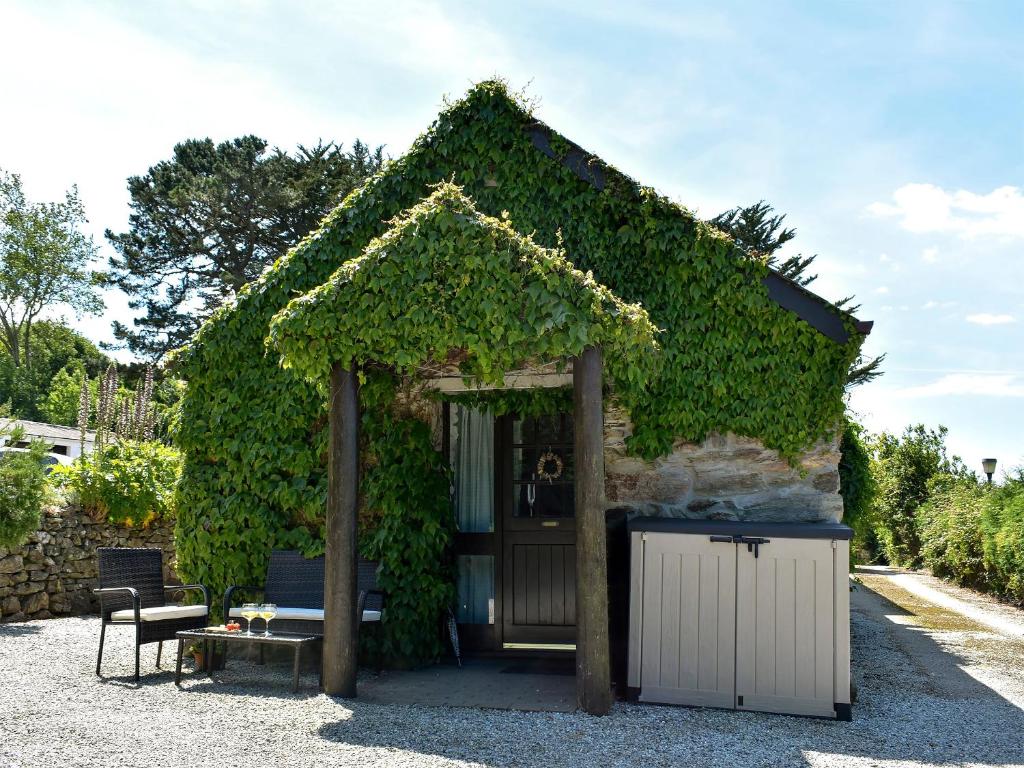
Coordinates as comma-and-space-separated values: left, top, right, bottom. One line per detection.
838, 418, 876, 562
869, 425, 971, 567
916, 472, 1024, 604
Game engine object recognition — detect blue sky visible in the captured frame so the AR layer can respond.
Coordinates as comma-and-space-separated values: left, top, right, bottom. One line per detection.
1, 0, 1021, 474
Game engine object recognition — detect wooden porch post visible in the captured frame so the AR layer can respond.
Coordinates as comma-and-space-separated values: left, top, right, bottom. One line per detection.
573, 346, 612, 715
324, 362, 359, 697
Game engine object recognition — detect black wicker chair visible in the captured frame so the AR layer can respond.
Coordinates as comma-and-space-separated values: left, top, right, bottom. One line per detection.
223, 550, 384, 637
94, 548, 210, 681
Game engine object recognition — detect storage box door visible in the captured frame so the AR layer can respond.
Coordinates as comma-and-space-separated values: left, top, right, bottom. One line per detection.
735, 538, 836, 717
639, 532, 736, 708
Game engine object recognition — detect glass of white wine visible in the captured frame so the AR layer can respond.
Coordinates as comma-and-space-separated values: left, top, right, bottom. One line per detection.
240, 602, 259, 636
259, 603, 277, 637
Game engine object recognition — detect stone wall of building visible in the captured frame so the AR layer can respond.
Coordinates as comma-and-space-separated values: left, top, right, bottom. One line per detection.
603, 405, 844, 523
0, 506, 176, 622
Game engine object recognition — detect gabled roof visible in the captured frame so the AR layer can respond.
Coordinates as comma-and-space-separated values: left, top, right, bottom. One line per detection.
523, 121, 871, 343
268, 183, 659, 389
179, 80, 867, 465
0, 419, 95, 443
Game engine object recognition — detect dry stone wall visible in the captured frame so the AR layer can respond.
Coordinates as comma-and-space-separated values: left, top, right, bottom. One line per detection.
0, 506, 175, 622
603, 405, 843, 523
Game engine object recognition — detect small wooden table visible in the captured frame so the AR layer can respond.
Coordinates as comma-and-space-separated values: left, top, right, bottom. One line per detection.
174, 628, 321, 693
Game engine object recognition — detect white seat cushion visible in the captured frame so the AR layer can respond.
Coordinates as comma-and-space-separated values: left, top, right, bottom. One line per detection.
229, 606, 381, 622
111, 604, 208, 622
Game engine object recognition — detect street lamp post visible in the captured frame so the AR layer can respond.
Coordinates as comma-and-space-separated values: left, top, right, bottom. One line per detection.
982, 458, 998, 485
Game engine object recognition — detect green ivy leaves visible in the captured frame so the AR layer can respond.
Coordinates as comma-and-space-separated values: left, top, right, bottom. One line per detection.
266, 183, 660, 397
172, 79, 863, 664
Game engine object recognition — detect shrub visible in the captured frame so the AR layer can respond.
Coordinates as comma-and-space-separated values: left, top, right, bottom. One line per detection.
838, 417, 876, 562
51, 440, 181, 526
917, 475, 988, 589
0, 428, 53, 548
870, 425, 972, 567
980, 472, 1024, 603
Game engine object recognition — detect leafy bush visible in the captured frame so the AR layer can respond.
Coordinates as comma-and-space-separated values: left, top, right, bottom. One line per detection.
917, 475, 988, 589
911, 471, 1024, 605
870, 425, 972, 567
980, 472, 1024, 603
0, 427, 53, 548
52, 440, 181, 526
838, 417, 876, 562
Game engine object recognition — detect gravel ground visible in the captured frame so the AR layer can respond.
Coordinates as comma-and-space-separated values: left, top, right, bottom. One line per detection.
2, 577, 1023, 768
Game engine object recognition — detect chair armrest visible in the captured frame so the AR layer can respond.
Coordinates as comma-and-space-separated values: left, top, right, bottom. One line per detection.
165, 583, 210, 609
358, 589, 386, 620
93, 586, 140, 622
223, 585, 264, 622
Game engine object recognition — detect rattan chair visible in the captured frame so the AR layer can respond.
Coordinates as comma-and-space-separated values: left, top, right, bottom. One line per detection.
94, 548, 210, 681
224, 550, 384, 636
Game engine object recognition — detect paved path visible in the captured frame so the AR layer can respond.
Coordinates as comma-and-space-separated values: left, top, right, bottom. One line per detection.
858, 565, 1024, 639
854, 565, 1024, 707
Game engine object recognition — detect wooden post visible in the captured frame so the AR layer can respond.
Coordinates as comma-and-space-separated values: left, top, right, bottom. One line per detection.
323, 362, 359, 697
573, 346, 612, 715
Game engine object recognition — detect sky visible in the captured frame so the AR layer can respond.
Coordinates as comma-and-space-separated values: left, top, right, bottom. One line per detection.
1, 0, 1021, 475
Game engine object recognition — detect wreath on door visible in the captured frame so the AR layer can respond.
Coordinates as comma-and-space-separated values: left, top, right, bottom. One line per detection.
536, 450, 564, 483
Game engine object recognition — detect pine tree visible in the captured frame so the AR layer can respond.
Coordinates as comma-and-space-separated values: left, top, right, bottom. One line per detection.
105, 137, 385, 358
711, 201, 884, 388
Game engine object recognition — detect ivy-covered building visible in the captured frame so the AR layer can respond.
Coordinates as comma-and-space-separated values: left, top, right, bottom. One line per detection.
175, 81, 871, 703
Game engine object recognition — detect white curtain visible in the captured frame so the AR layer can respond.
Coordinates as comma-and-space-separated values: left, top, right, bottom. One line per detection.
453, 404, 494, 533
452, 405, 495, 624
456, 555, 495, 624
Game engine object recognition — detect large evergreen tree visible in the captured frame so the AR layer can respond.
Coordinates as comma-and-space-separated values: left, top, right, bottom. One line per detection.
711, 201, 884, 387
106, 136, 385, 358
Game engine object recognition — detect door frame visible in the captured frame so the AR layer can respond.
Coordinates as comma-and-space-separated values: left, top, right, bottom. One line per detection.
446, 403, 578, 652
498, 411, 577, 647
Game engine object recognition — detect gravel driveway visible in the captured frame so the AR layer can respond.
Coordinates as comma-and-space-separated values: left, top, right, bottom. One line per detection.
2, 574, 1023, 768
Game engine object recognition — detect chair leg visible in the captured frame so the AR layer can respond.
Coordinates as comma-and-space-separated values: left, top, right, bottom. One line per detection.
134, 624, 141, 682
96, 621, 106, 677
156, 641, 163, 669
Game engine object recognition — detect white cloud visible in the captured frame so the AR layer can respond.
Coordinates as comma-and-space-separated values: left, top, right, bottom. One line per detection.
874, 286, 890, 294
966, 313, 1016, 326
896, 373, 1024, 398
867, 183, 1024, 239
921, 246, 939, 263
879, 253, 891, 262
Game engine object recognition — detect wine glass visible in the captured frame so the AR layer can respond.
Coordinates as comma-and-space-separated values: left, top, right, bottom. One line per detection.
259, 603, 277, 637
240, 602, 259, 636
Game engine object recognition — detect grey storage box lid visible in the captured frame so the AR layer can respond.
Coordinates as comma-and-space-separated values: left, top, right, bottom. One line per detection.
627, 517, 853, 540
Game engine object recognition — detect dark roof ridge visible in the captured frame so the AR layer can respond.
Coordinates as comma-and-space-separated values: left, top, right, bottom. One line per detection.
521, 119, 872, 342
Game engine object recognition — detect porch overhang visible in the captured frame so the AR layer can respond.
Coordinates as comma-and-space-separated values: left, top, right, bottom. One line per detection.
268, 185, 651, 715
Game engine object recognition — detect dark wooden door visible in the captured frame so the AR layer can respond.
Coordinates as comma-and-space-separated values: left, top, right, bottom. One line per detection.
500, 412, 577, 647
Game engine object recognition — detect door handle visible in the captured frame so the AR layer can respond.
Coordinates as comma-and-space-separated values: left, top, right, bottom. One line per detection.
709, 535, 735, 544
